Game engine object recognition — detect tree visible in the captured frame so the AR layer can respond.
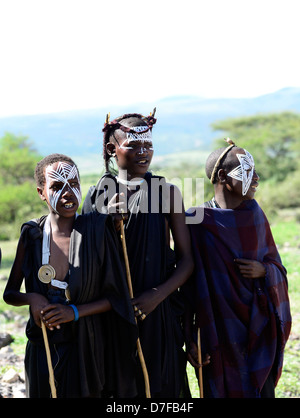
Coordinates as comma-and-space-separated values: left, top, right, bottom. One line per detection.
0, 133, 42, 185
0, 133, 45, 239
211, 112, 300, 182
209, 112, 300, 217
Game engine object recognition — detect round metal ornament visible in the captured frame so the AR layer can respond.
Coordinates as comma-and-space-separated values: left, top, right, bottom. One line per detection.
38, 264, 56, 283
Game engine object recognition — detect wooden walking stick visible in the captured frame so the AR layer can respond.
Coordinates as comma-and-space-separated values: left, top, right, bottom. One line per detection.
197, 327, 204, 398
41, 321, 57, 398
120, 219, 151, 398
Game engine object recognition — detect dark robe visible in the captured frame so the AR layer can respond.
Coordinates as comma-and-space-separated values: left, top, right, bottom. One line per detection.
21, 212, 138, 398
185, 199, 291, 398
82, 172, 190, 398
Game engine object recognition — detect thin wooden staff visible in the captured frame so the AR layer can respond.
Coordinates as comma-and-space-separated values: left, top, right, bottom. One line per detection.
41, 321, 57, 398
197, 327, 204, 398
120, 219, 151, 398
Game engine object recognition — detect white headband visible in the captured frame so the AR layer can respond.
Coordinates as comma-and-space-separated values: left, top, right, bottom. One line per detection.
119, 125, 153, 150
126, 126, 152, 142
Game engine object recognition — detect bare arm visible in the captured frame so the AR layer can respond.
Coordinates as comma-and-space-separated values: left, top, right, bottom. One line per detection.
4, 233, 112, 331
3, 235, 49, 326
132, 184, 194, 318
40, 298, 112, 330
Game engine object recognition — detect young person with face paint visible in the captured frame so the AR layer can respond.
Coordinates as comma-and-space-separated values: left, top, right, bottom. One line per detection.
3, 154, 138, 398
82, 111, 194, 398
183, 139, 291, 398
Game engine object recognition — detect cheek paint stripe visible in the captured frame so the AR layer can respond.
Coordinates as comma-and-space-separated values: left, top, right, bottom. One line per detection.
45, 163, 82, 211
227, 150, 255, 196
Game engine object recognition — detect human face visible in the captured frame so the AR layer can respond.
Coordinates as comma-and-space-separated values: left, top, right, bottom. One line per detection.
226, 149, 259, 200
113, 130, 154, 178
43, 161, 82, 215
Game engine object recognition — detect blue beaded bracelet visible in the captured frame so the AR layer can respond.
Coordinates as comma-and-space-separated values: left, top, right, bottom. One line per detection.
69, 304, 79, 321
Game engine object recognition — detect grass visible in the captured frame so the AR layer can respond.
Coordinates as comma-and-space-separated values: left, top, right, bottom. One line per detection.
0, 239, 27, 317
0, 216, 299, 398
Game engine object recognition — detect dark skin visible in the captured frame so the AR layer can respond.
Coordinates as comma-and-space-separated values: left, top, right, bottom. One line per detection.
106, 128, 194, 321
186, 148, 264, 370
3, 161, 111, 331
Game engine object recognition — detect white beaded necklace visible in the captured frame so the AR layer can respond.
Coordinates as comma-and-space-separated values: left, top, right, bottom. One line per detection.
116, 176, 145, 187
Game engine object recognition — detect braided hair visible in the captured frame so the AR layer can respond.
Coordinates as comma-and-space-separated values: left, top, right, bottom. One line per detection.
102, 109, 157, 174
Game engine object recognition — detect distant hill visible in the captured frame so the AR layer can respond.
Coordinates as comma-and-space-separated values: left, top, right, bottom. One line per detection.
1, 87, 300, 174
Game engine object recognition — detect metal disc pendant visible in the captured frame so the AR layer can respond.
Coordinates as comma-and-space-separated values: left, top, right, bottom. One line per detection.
38, 264, 56, 284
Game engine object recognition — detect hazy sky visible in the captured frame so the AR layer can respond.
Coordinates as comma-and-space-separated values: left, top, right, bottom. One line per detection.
0, 0, 299, 117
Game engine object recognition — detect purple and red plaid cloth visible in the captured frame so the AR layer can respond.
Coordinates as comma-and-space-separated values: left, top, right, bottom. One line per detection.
186, 199, 291, 397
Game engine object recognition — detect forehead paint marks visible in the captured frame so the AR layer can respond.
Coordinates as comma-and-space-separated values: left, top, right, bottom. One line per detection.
227, 150, 255, 196
119, 126, 153, 151
126, 126, 153, 141
45, 162, 82, 212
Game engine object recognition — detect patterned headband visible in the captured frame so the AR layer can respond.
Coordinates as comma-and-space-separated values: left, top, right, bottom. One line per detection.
102, 109, 157, 136
210, 138, 236, 184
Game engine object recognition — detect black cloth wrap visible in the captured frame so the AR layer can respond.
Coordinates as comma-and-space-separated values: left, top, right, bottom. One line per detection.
22, 212, 138, 398
82, 172, 190, 398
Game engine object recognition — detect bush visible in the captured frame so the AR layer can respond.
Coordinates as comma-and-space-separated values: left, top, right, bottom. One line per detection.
0, 182, 47, 240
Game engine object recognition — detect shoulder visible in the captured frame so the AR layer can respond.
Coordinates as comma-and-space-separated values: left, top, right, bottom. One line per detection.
241, 199, 265, 218
162, 181, 182, 197
250, 199, 263, 213
76, 212, 118, 249
20, 216, 47, 239
77, 211, 108, 224
76, 211, 114, 232
82, 173, 117, 212
250, 199, 271, 226
145, 171, 167, 185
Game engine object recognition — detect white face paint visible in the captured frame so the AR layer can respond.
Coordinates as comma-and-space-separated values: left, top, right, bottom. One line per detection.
45, 162, 82, 212
227, 150, 255, 196
119, 126, 153, 151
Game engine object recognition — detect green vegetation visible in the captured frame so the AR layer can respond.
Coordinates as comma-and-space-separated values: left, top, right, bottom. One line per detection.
212, 111, 300, 218
0, 133, 46, 240
1, 217, 299, 397
2, 111, 300, 237
0, 111, 299, 397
